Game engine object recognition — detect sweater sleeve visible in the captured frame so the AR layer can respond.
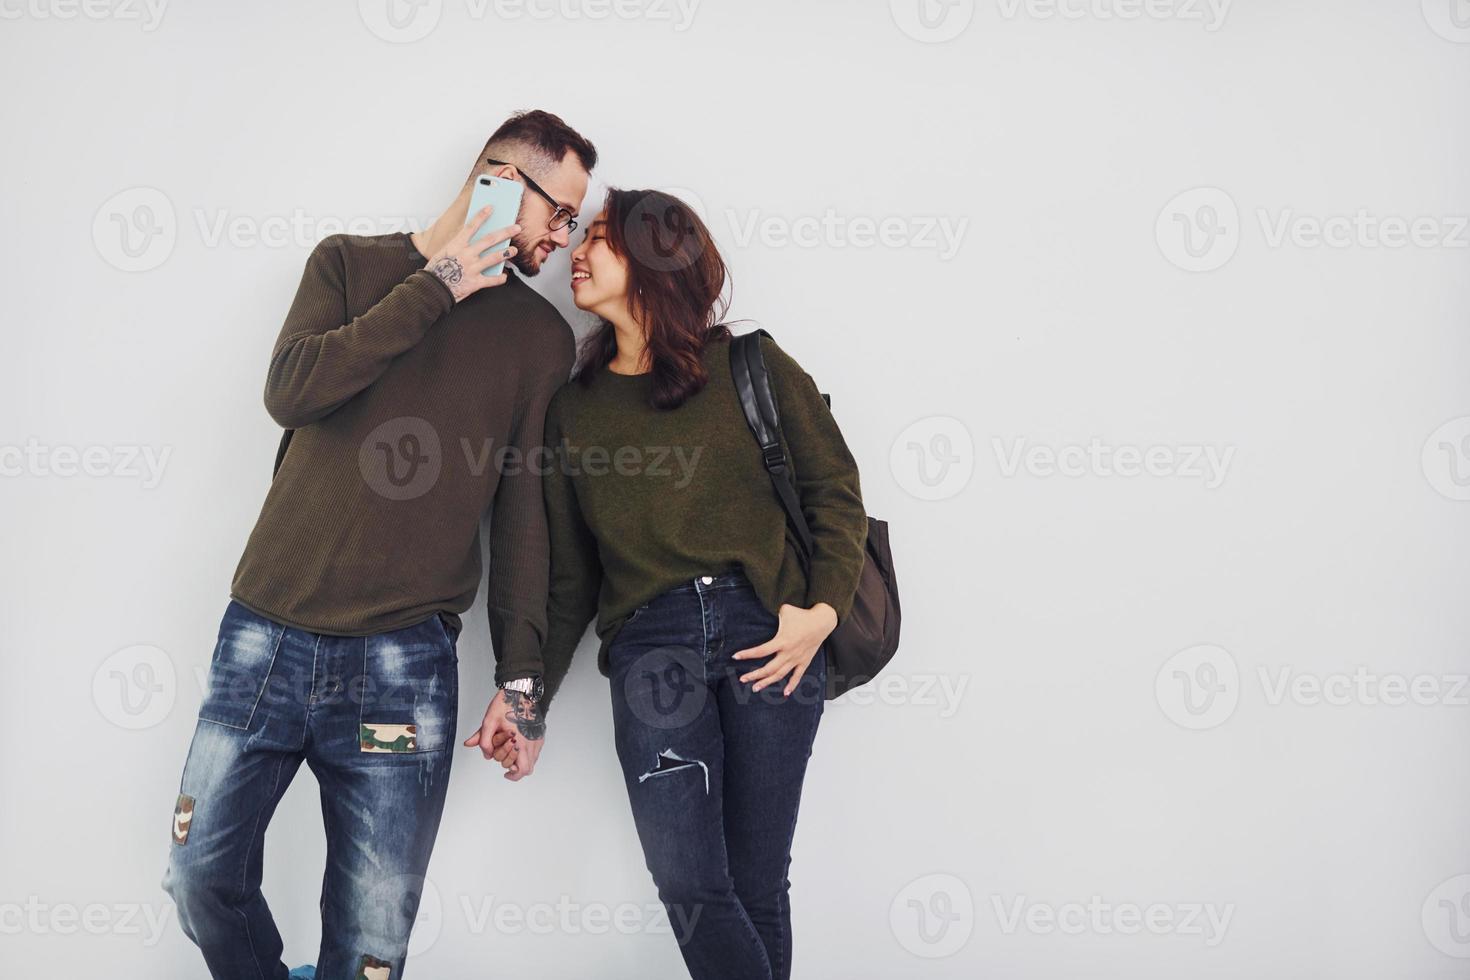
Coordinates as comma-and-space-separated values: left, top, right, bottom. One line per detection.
263, 236, 453, 429
760, 335, 868, 624
538, 389, 603, 712
486, 350, 570, 690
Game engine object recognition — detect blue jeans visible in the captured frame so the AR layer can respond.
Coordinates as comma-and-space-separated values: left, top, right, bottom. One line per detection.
163, 600, 458, 980
608, 568, 826, 980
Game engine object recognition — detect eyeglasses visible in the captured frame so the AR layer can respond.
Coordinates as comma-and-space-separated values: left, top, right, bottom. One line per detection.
485, 158, 578, 232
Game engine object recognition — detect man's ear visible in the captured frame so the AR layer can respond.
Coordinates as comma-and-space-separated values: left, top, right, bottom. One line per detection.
466, 160, 518, 188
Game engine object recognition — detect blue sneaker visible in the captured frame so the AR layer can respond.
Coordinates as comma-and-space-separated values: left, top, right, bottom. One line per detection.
287, 968, 316, 980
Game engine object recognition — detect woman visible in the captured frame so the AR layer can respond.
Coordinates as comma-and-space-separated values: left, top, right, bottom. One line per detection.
538, 189, 867, 980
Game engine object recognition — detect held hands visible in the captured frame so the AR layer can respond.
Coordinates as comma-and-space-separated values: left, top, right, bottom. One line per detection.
425, 205, 520, 303
462, 688, 545, 781
732, 602, 838, 696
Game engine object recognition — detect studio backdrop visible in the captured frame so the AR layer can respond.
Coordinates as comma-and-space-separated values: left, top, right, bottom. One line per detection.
4, 1, 1470, 977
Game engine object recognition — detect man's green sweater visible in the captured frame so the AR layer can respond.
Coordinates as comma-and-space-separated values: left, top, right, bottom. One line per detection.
230, 232, 573, 686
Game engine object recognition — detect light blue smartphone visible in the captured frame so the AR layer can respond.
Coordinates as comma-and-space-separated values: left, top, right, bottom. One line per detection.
466, 174, 525, 277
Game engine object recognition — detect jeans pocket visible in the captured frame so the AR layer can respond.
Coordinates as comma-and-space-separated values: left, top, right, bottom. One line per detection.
359, 619, 458, 754
435, 612, 461, 649
198, 602, 285, 730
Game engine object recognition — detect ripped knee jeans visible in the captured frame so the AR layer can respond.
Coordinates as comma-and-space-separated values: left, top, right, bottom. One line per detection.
606, 568, 825, 980
163, 600, 458, 980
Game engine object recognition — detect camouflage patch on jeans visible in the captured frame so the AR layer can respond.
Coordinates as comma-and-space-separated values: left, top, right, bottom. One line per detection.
357, 953, 392, 979
359, 723, 416, 753
172, 794, 195, 845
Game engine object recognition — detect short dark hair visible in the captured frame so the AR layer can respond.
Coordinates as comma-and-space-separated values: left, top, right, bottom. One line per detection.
474, 109, 598, 183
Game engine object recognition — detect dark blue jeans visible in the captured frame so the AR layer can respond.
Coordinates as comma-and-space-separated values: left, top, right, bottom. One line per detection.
608, 568, 826, 980
163, 600, 458, 980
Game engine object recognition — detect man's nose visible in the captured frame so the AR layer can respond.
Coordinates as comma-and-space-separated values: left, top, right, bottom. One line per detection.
551, 225, 572, 249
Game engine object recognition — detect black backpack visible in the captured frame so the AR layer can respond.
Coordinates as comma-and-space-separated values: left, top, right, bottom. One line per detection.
729, 330, 902, 699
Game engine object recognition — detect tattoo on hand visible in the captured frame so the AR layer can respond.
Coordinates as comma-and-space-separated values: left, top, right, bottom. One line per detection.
429, 257, 464, 291
504, 690, 546, 741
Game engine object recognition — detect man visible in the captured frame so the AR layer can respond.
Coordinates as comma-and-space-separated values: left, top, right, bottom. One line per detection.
163, 110, 595, 980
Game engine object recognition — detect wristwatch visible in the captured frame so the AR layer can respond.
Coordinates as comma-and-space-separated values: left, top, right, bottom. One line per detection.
499, 676, 545, 701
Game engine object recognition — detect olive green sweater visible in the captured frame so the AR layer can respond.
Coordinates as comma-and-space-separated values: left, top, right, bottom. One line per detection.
231, 232, 574, 685
540, 333, 867, 707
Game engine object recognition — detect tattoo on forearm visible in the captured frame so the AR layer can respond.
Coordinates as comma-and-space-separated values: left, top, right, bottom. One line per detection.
429, 257, 464, 291
505, 690, 546, 741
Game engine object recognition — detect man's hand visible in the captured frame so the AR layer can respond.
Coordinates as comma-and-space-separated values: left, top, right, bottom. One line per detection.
425, 205, 520, 303
462, 688, 545, 781
731, 602, 838, 696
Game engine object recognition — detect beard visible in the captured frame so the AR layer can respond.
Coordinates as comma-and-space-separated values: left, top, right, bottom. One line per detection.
510, 231, 543, 277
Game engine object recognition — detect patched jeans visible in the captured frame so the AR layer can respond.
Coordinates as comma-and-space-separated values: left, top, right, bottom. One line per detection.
163, 600, 458, 980
607, 568, 826, 980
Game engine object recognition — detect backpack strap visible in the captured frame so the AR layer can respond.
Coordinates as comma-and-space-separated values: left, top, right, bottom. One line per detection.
729, 330, 816, 567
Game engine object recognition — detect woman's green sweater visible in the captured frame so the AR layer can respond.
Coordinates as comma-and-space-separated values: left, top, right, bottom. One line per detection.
538, 333, 868, 708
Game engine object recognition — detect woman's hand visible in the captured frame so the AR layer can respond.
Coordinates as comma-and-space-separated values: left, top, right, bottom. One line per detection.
425, 205, 520, 303
731, 602, 837, 696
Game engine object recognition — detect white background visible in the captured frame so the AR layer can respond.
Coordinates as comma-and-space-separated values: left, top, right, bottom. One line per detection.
4, 0, 1470, 976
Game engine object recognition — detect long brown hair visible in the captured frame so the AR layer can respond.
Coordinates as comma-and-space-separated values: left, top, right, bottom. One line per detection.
575, 188, 731, 409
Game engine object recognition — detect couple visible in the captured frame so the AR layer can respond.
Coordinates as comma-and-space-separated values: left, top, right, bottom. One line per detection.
162, 109, 868, 980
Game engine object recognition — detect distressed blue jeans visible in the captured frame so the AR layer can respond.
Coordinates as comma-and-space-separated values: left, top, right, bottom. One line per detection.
163, 600, 458, 980
608, 568, 826, 980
